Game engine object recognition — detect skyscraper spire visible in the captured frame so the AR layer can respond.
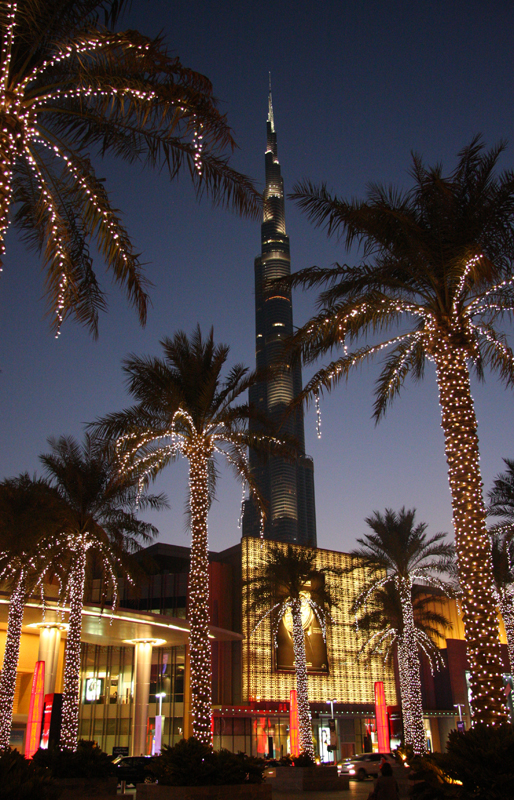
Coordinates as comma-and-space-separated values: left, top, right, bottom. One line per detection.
267, 73, 275, 133
242, 84, 317, 547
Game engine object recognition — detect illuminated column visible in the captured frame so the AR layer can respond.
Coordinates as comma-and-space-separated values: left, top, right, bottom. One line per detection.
129, 639, 164, 757
37, 625, 65, 696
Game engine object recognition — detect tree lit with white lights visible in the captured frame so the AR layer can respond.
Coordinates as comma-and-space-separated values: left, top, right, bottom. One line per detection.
289, 139, 514, 724
91, 327, 283, 745
487, 460, 514, 670
40, 434, 160, 750
245, 543, 340, 758
0, 0, 259, 336
348, 509, 453, 754
0, 475, 63, 749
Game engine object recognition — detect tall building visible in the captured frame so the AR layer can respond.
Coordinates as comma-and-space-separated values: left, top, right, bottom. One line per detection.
243, 82, 317, 547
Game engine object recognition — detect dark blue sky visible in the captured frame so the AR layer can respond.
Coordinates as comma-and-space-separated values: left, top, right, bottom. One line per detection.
2, 0, 514, 553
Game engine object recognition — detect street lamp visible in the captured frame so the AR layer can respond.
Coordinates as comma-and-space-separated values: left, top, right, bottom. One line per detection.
326, 698, 337, 719
326, 699, 338, 764
156, 692, 166, 716
454, 703, 466, 731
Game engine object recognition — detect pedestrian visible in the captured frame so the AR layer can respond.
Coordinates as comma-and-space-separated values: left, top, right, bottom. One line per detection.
370, 761, 400, 800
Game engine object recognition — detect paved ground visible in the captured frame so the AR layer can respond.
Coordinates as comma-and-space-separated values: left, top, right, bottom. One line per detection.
118, 777, 411, 798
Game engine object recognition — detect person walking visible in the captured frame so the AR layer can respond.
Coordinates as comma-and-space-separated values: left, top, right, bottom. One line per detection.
371, 761, 400, 800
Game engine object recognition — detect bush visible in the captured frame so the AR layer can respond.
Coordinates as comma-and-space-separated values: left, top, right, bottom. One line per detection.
151, 737, 265, 786
32, 739, 115, 780
0, 747, 59, 800
292, 750, 316, 767
409, 723, 514, 800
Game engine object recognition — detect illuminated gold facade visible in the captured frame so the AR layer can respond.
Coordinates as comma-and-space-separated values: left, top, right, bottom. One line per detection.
241, 537, 397, 707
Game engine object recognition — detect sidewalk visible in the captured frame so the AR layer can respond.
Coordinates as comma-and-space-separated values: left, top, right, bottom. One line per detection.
119, 778, 411, 798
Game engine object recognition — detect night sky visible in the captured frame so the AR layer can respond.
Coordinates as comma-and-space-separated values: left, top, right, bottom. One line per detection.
2, 0, 514, 555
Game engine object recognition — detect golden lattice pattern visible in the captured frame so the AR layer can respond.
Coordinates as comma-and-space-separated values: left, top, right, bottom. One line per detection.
242, 537, 397, 706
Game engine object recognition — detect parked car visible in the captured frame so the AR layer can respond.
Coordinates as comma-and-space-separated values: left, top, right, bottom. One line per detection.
114, 755, 158, 786
343, 752, 397, 781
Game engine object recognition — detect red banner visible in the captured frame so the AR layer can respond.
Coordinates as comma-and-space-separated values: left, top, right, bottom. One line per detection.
289, 689, 299, 757
374, 681, 389, 752
25, 661, 45, 758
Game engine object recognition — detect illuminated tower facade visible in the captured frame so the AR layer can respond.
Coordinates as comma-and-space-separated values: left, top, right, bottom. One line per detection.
243, 84, 317, 547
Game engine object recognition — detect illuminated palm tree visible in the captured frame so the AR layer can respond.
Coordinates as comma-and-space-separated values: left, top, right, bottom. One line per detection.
288, 139, 514, 724
348, 509, 452, 754
0, 0, 260, 336
40, 433, 162, 750
245, 543, 340, 759
487, 459, 514, 670
90, 327, 284, 746
0, 474, 64, 749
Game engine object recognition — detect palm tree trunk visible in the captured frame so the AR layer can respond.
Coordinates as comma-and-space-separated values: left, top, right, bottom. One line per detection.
434, 346, 508, 724
60, 539, 87, 750
291, 599, 314, 758
187, 442, 213, 745
499, 594, 514, 674
0, 574, 25, 749
397, 579, 426, 755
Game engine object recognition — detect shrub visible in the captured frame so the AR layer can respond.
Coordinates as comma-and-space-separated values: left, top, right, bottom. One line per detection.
151, 737, 265, 786
32, 739, 115, 780
409, 723, 514, 800
0, 747, 59, 800
292, 750, 316, 767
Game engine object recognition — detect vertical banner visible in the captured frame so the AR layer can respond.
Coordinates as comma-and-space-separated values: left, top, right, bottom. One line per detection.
289, 689, 299, 757
374, 681, 389, 752
25, 661, 45, 758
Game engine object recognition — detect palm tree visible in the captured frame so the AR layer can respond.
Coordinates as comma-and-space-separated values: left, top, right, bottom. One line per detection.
0, 0, 260, 336
89, 327, 284, 746
353, 580, 451, 754
40, 433, 163, 750
0, 474, 64, 749
345, 509, 453, 755
244, 543, 340, 759
487, 459, 514, 671
287, 139, 514, 725
488, 459, 514, 527
487, 531, 514, 673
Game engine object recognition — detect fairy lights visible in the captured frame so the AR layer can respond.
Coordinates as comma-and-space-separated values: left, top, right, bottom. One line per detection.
314, 391, 322, 438
0, 574, 26, 749
433, 341, 507, 724
109, 332, 284, 744
248, 542, 343, 758
58, 530, 132, 750
487, 528, 514, 673
0, 527, 62, 750
297, 246, 514, 724
0, 8, 218, 329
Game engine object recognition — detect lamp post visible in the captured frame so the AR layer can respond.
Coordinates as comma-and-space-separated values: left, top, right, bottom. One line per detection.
454, 703, 466, 732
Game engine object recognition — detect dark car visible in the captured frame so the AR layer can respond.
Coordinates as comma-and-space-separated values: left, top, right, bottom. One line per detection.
343, 752, 398, 781
114, 755, 158, 786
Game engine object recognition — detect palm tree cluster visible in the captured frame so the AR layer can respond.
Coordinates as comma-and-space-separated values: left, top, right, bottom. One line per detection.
346, 508, 453, 755
0, 435, 162, 751
287, 138, 514, 725
0, 0, 260, 336
3, 0, 514, 752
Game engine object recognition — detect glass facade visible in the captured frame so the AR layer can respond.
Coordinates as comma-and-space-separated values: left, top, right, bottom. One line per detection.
78, 642, 185, 755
